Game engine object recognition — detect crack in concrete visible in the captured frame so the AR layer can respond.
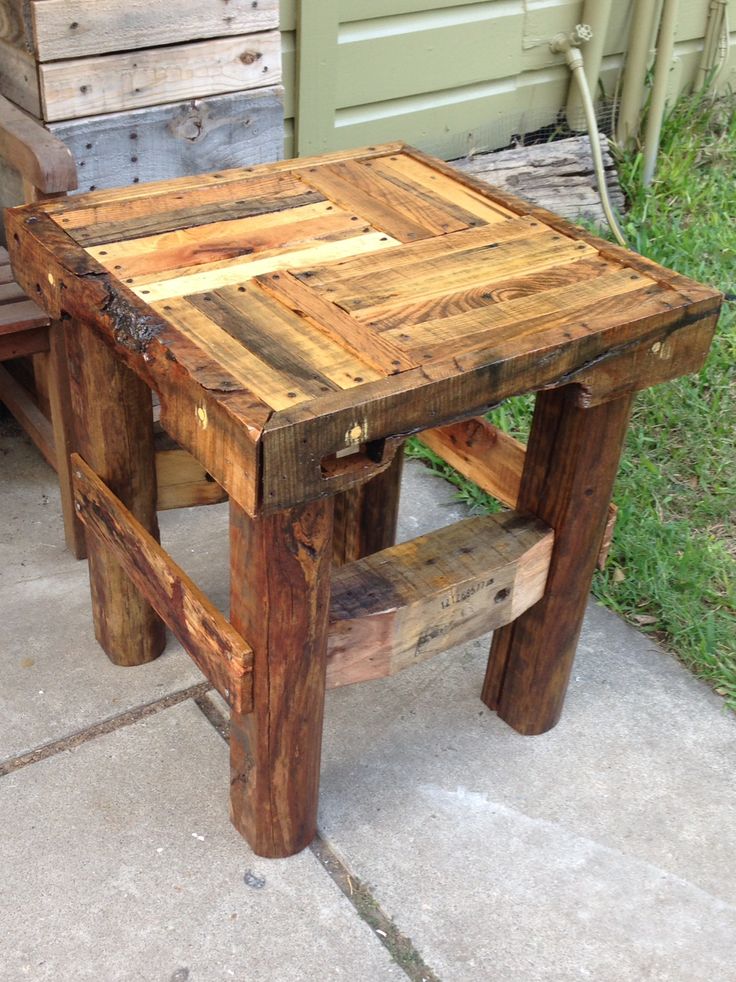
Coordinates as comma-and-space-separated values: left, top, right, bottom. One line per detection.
194, 691, 443, 982
0, 682, 211, 777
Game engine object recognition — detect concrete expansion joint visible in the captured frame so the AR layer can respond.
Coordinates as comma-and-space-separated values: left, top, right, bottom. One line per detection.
193, 692, 443, 982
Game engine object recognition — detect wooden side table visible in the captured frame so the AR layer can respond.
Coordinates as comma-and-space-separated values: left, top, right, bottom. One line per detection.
7, 143, 721, 858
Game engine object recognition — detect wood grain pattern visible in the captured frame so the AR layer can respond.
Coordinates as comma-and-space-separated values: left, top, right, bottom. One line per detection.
482, 387, 634, 734
72, 453, 253, 712
7, 143, 722, 521
419, 415, 618, 570
229, 497, 333, 857
31, 0, 280, 61
39, 31, 282, 121
327, 512, 553, 689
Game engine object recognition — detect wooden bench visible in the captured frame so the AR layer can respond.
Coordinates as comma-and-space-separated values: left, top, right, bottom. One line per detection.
8, 143, 721, 859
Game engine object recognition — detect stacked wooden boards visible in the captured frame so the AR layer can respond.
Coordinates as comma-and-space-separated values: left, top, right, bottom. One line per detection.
8, 142, 721, 518
0, 0, 283, 205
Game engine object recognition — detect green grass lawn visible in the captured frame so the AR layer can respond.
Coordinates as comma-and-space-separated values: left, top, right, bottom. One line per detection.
411, 91, 736, 708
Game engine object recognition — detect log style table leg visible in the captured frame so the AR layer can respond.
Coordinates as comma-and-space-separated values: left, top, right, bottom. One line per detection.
65, 318, 166, 666
229, 497, 334, 857
332, 445, 404, 566
483, 386, 634, 735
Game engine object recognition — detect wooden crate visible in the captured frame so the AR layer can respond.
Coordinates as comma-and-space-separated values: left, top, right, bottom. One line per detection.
0, 0, 284, 211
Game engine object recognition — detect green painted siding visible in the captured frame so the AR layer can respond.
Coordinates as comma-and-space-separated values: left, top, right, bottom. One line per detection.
282, 0, 736, 160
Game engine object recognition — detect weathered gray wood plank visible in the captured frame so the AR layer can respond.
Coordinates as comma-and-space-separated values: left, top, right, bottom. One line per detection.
452, 134, 626, 225
30, 0, 280, 62
49, 87, 284, 193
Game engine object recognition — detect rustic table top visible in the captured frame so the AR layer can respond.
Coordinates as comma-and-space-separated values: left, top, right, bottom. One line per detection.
8, 142, 721, 515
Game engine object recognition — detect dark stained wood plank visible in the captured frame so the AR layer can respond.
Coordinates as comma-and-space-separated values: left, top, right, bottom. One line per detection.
230, 496, 333, 857
254, 271, 415, 376
482, 388, 633, 733
327, 511, 553, 688
71, 453, 253, 712
332, 446, 404, 566
65, 317, 166, 667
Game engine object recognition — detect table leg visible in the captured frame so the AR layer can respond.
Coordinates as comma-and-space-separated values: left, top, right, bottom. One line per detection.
332, 445, 404, 565
482, 386, 633, 735
65, 318, 166, 666
229, 497, 334, 857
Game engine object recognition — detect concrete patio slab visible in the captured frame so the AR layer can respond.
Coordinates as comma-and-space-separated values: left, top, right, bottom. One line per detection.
0, 426, 230, 763
0, 699, 400, 982
2, 419, 734, 982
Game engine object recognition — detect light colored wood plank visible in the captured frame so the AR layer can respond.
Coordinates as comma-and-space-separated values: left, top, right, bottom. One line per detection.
155, 446, 227, 511
87, 205, 365, 280
420, 417, 524, 510
326, 511, 553, 688
39, 31, 282, 122
135, 230, 400, 302
292, 215, 545, 288
419, 414, 619, 571
31, 0, 279, 61
71, 453, 253, 712
0, 91, 77, 192
334, 233, 598, 316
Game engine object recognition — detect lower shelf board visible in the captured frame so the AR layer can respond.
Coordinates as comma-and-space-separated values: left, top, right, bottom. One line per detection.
326, 511, 554, 688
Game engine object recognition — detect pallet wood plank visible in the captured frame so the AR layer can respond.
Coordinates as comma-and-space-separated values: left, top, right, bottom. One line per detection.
328, 232, 598, 315
373, 152, 518, 223
255, 270, 416, 375
326, 512, 553, 688
39, 31, 282, 122
419, 415, 617, 569
71, 453, 253, 712
296, 160, 439, 242
133, 230, 400, 303
86, 205, 359, 280
153, 295, 335, 411
31, 0, 280, 61
291, 215, 545, 289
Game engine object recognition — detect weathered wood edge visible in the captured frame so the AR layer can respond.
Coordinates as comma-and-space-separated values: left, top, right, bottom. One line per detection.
34, 142, 407, 215
261, 292, 720, 511
325, 511, 554, 689
0, 92, 77, 193
5, 204, 271, 515
71, 453, 254, 712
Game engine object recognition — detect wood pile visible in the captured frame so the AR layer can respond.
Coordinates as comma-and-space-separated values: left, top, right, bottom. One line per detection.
452, 134, 626, 226
0, 0, 284, 207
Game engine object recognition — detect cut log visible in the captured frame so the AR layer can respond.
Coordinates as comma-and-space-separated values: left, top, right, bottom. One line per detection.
452, 134, 625, 226
326, 511, 553, 689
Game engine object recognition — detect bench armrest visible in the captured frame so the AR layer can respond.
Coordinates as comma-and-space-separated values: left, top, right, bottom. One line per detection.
0, 95, 77, 194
